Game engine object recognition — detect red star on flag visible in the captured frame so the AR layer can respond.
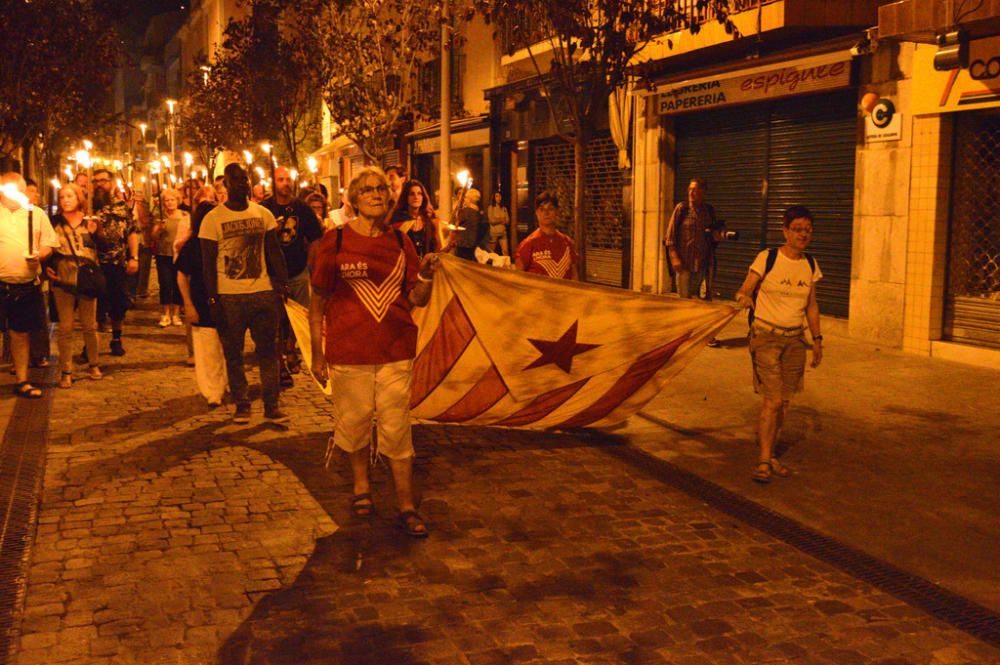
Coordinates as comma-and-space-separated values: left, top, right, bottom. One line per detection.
524, 321, 601, 373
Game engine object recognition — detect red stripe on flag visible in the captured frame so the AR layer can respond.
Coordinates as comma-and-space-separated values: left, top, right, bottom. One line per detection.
431, 365, 508, 422
495, 379, 589, 427
551, 334, 689, 429
410, 298, 476, 408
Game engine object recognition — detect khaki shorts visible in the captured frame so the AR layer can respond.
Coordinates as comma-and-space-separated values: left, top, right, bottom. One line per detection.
331, 359, 415, 460
750, 324, 807, 401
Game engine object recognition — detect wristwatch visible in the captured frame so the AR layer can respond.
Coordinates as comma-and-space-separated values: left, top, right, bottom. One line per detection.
813, 335, 824, 342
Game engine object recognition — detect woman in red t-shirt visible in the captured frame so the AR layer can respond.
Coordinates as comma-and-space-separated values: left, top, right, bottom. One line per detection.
309, 166, 440, 537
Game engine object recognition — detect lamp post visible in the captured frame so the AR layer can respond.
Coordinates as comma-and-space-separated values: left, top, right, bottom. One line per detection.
166, 99, 177, 179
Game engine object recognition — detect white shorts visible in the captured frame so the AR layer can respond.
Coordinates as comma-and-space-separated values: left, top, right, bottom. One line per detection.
331, 359, 414, 460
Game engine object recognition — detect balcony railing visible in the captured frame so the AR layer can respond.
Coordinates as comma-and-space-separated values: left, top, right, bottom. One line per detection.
499, 0, 781, 54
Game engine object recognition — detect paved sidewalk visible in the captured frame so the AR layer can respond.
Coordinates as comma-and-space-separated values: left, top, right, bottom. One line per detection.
626, 315, 1000, 614
2, 304, 998, 663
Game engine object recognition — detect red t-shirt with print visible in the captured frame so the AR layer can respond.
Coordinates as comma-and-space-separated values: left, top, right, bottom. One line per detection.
310, 225, 420, 365
515, 229, 576, 279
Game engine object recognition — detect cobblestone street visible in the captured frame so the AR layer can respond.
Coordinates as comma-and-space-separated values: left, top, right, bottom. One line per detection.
6, 304, 999, 664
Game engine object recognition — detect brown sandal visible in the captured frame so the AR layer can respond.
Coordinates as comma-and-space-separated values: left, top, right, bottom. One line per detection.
398, 510, 428, 538
349, 493, 373, 518
752, 461, 773, 484
770, 457, 791, 478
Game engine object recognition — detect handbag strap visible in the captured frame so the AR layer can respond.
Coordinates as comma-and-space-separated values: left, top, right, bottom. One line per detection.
60, 217, 85, 266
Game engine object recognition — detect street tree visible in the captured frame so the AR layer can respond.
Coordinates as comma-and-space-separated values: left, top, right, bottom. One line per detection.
474, 0, 737, 278
182, 0, 322, 170
0, 0, 120, 166
308, 0, 462, 162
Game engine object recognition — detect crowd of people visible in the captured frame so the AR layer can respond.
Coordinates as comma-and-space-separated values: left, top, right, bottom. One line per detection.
1, 161, 823, 528
0, 161, 581, 536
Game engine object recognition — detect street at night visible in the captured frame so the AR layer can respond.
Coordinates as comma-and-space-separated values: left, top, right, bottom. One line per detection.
2, 0, 1000, 663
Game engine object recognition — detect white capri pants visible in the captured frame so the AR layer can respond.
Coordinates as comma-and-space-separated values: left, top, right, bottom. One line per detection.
191, 326, 228, 404
331, 359, 414, 460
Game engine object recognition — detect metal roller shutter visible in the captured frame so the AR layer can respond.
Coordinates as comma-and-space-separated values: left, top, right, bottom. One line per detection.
533, 135, 625, 287
945, 110, 1000, 349
765, 93, 857, 317
674, 90, 856, 316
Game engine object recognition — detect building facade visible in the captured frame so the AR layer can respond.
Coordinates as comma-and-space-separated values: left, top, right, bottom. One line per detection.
629, 0, 1000, 369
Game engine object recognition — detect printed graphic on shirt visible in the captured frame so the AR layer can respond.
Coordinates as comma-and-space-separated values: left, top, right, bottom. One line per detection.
343, 251, 405, 323
276, 214, 299, 246
533, 249, 572, 279
220, 217, 266, 281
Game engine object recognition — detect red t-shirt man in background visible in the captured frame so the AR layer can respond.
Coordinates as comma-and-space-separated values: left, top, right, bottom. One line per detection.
515, 191, 578, 280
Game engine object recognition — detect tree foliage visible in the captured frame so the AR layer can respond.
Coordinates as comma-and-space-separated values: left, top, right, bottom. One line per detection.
474, 0, 738, 275
0, 0, 122, 161
182, 0, 322, 169
308, 0, 458, 162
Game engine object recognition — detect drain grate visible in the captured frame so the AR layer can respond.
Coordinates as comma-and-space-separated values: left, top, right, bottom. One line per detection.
0, 365, 56, 664
597, 435, 1000, 649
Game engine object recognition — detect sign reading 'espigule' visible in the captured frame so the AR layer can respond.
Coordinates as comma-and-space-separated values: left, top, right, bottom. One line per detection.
657, 59, 851, 115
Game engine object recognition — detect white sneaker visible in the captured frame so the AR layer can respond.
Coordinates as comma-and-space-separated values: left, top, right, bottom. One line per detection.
172, 315, 184, 326
158, 315, 171, 328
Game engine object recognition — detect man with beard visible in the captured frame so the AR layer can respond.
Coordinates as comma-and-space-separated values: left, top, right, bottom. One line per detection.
262, 166, 322, 384
90, 168, 140, 358
200, 163, 289, 424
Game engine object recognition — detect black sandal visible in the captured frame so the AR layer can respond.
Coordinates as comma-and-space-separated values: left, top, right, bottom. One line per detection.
13, 382, 42, 399
349, 493, 373, 518
397, 510, 428, 538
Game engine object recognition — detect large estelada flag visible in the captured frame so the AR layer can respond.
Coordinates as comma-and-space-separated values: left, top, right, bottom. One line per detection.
405, 255, 736, 429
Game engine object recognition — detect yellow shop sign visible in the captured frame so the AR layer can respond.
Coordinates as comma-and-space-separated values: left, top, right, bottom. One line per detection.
913, 37, 1000, 115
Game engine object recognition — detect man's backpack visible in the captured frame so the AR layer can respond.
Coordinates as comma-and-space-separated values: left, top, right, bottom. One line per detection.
748, 247, 816, 327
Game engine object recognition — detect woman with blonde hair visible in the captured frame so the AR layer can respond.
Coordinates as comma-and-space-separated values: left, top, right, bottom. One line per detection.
152, 187, 188, 327
45, 183, 103, 387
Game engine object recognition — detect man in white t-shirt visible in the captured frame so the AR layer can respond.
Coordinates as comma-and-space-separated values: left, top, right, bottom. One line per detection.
200, 163, 289, 424
735, 205, 823, 484
0, 173, 59, 398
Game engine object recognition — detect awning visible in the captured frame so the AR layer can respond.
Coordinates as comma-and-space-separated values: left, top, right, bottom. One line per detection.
406, 114, 489, 140
309, 134, 356, 160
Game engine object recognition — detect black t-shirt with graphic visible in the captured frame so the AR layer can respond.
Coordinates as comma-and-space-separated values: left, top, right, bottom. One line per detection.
261, 198, 322, 278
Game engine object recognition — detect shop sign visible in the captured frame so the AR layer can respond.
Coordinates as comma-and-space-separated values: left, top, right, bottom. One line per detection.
913, 37, 1000, 115
656, 59, 851, 115
865, 98, 902, 142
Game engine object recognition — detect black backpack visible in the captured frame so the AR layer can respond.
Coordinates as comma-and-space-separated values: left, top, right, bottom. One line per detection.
748, 247, 816, 327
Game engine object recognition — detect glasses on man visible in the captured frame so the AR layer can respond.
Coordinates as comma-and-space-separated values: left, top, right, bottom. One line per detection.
359, 185, 389, 196
93, 178, 111, 184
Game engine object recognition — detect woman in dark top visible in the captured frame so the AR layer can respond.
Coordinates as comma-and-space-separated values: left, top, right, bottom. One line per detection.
176, 202, 227, 407
389, 179, 440, 258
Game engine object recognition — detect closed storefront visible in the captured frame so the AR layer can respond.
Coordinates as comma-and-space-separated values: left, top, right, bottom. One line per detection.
533, 135, 625, 287
945, 109, 1000, 349
673, 90, 857, 316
